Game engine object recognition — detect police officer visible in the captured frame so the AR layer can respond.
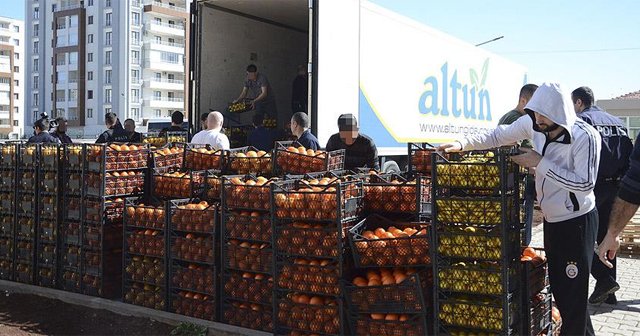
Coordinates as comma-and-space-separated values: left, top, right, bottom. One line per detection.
50, 117, 73, 144
96, 112, 130, 143
28, 118, 60, 144
573, 86, 634, 305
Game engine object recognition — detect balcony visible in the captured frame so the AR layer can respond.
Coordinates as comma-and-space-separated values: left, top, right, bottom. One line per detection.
147, 78, 184, 90
146, 97, 184, 109
0, 111, 9, 119
0, 96, 11, 105
144, 58, 184, 72
0, 83, 10, 91
56, 3, 83, 12
145, 21, 185, 37
144, 39, 185, 53
143, 0, 187, 13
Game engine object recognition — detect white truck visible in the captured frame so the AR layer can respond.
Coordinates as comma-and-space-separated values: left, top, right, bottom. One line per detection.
188, 0, 527, 159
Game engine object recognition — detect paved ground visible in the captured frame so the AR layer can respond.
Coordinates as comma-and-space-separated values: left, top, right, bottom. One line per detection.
530, 216, 640, 336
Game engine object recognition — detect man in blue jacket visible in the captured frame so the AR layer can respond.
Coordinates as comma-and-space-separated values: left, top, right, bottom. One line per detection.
290, 112, 320, 150
573, 86, 634, 305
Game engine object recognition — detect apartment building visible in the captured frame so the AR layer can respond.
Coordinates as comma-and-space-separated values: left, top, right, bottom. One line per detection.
25, 0, 190, 138
0, 16, 24, 139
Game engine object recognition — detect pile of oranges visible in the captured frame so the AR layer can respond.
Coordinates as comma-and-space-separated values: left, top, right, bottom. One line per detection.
275, 145, 343, 174
278, 293, 340, 334
226, 240, 271, 273
171, 201, 215, 232
153, 170, 206, 199
224, 271, 273, 303
224, 176, 274, 210
353, 225, 429, 267
184, 147, 224, 171
278, 258, 339, 296
228, 150, 272, 175
153, 146, 184, 169
276, 222, 341, 258
520, 246, 546, 266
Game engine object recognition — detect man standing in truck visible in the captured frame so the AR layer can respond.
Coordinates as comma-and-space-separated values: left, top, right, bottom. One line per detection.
234, 64, 277, 119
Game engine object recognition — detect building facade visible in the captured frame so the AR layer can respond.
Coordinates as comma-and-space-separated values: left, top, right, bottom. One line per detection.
25, 0, 190, 139
0, 16, 24, 139
597, 90, 640, 142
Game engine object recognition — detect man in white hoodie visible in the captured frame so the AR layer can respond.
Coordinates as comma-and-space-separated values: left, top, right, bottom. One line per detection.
439, 83, 601, 336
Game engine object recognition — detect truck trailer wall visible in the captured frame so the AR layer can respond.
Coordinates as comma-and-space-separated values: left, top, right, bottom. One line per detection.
197, 5, 308, 129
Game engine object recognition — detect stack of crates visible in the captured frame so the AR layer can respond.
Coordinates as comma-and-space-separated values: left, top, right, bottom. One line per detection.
432, 147, 523, 335
59, 144, 84, 292
272, 141, 345, 176
271, 172, 363, 336
123, 198, 168, 311
521, 247, 552, 336
220, 174, 277, 332
36, 144, 61, 288
0, 143, 17, 280
15, 144, 38, 284
81, 143, 149, 298
360, 172, 432, 220
168, 199, 217, 321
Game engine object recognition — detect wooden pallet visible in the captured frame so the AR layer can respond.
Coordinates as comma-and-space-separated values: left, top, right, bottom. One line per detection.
619, 210, 640, 258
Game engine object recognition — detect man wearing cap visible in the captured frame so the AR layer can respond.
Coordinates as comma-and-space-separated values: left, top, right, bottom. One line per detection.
50, 117, 73, 144
325, 114, 379, 171
28, 118, 60, 144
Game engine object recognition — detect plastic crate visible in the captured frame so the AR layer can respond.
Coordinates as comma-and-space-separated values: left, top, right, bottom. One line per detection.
436, 225, 520, 261
434, 195, 517, 227
124, 199, 166, 230
0, 143, 18, 168
152, 168, 207, 200
348, 313, 428, 336
271, 177, 362, 223
15, 262, 35, 284
274, 221, 354, 259
437, 293, 519, 334
37, 264, 57, 288
343, 270, 428, 314
61, 220, 81, 246
183, 144, 226, 171
0, 169, 16, 191
275, 292, 343, 335
223, 210, 272, 243
225, 240, 272, 273
436, 259, 518, 296
82, 273, 121, 298
523, 291, 552, 336
168, 199, 216, 234
84, 197, 125, 225
0, 258, 13, 280
170, 261, 215, 295
59, 268, 82, 293
16, 217, 35, 241
0, 202, 14, 237
204, 170, 222, 202
0, 238, 13, 280
18, 170, 36, 193
125, 230, 166, 258
222, 270, 273, 304
222, 174, 278, 212
85, 171, 145, 197
63, 143, 85, 171
228, 100, 252, 113
38, 143, 61, 171
171, 233, 215, 264
273, 141, 345, 175
170, 289, 216, 321
227, 146, 272, 176
123, 282, 167, 311
522, 248, 549, 300
82, 221, 123, 252
223, 300, 273, 332
85, 143, 150, 172
64, 197, 82, 221
362, 173, 432, 218
18, 143, 38, 168
61, 244, 81, 268
432, 147, 520, 196
152, 143, 185, 170
408, 142, 437, 175
276, 256, 342, 296
349, 214, 431, 268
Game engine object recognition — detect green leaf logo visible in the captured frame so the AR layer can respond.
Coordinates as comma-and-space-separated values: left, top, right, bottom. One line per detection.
480, 58, 489, 87
470, 69, 479, 88
470, 58, 490, 90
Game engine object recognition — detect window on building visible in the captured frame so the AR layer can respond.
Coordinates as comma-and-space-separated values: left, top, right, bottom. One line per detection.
0, 77, 8, 84
69, 33, 78, 46
131, 89, 140, 103
154, 91, 161, 99
56, 90, 65, 102
57, 72, 67, 83
33, 76, 38, 89
88, 0, 94, 6
155, 36, 162, 43
69, 15, 78, 28
13, 25, 19, 33
131, 31, 140, 45
56, 17, 66, 29
132, 12, 140, 26
160, 52, 179, 64
105, 108, 112, 114
33, 41, 38, 53
13, 93, 18, 100
14, 80, 18, 87
155, 73, 161, 80
88, 90, 93, 99
13, 66, 18, 73
13, 120, 18, 126
33, 24, 38, 36
131, 69, 139, 80
105, 51, 111, 65
155, 109, 161, 117
68, 89, 78, 101
131, 50, 139, 64
105, 70, 112, 84
14, 52, 19, 60
105, 32, 112, 45
105, 89, 112, 103
14, 107, 18, 114
88, 53, 93, 62
33, 59, 38, 72
105, 13, 112, 27
88, 16, 93, 25
68, 108, 78, 120
168, 20, 176, 26
56, 54, 66, 66
155, 17, 161, 24
131, 108, 140, 119
106, 0, 112, 7
33, 7, 39, 19
88, 71, 93, 80
12, 39, 19, 46
168, 74, 175, 80
88, 34, 93, 43
168, 92, 175, 99
68, 71, 78, 83
69, 52, 78, 65
87, 108, 93, 118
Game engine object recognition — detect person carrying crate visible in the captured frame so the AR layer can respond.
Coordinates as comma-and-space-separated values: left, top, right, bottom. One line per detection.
439, 82, 601, 336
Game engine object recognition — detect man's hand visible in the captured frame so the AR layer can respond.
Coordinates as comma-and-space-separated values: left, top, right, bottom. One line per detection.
250, 100, 256, 109
437, 142, 462, 153
510, 147, 542, 168
598, 232, 620, 268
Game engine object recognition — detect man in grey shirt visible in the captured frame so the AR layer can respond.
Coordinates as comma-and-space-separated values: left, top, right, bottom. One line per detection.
234, 64, 278, 119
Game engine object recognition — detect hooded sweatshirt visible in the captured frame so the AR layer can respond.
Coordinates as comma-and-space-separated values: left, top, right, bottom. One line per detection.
459, 83, 602, 223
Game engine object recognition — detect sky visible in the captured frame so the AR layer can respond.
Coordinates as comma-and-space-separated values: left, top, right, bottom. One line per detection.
1, 0, 24, 20
371, 0, 640, 101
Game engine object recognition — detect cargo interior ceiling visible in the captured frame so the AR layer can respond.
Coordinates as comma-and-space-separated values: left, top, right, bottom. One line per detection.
195, 0, 309, 129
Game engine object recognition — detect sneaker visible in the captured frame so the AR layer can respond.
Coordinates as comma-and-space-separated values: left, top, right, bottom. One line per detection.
589, 281, 620, 304
604, 293, 617, 305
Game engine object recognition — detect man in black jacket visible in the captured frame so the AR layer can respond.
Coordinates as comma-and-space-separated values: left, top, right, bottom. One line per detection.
159, 110, 186, 137
96, 112, 130, 143
325, 114, 379, 170
50, 117, 73, 144
28, 118, 60, 144
124, 118, 143, 143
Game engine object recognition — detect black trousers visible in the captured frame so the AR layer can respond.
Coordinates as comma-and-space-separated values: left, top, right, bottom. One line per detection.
544, 209, 598, 336
591, 181, 619, 285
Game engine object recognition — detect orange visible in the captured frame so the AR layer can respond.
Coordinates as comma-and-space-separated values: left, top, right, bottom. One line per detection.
385, 314, 399, 321
522, 247, 537, 258
353, 277, 368, 287
371, 313, 384, 320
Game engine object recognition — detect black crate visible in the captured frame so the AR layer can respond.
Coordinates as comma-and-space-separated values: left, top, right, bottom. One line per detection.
84, 171, 145, 197
0, 169, 16, 191
59, 268, 82, 293
362, 173, 432, 219
123, 253, 168, 311
123, 282, 168, 311
183, 144, 226, 171
222, 299, 273, 332
15, 261, 35, 284
431, 147, 520, 196
37, 263, 57, 288
171, 233, 216, 265
349, 214, 431, 268
434, 195, 518, 228
275, 291, 344, 336
124, 199, 167, 231
151, 143, 185, 170
170, 287, 217, 321
168, 199, 217, 234
81, 273, 121, 298
170, 261, 216, 295
63, 143, 85, 171
436, 225, 521, 261
348, 313, 429, 336
271, 177, 362, 223
522, 290, 552, 336
343, 269, 429, 314
0, 143, 18, 169
521, 248, 549, 300
274, 220, 355, 260
224, 240, 272, 273
408, 142, 438, 175
222, 174, 279, 212
273, 141, 345, 175
83, 197, 124, 225
85, 143, 150, 173
61, 243, 81, 268
275, 255, 345, 297
222, 270, 273, 305
204, 170, 222, 202
152, 168, 207, 200
0, 196, 14, 237
222, 210, 272, 243
18, 143, 39, 169
436, 293, 519, 334
226, 146, 273, 176
0, 237, 14, 280
38, 143, 61, 171
63, 197, 82, 222
436, 259, 519, 296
